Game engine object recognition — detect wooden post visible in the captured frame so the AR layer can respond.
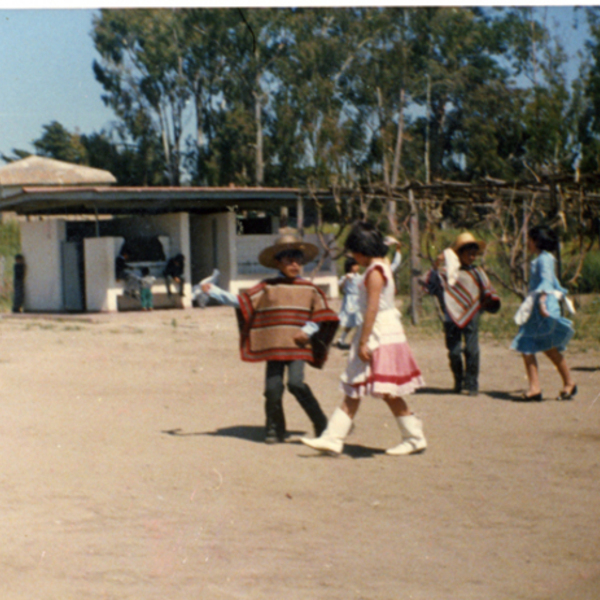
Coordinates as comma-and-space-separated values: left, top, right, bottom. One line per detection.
408, 189, 421, 325
296, 195, 304, 236
279, 206, 289, 230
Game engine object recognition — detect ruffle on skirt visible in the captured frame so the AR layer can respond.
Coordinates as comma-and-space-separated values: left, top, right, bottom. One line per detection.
341, 308, 424, 399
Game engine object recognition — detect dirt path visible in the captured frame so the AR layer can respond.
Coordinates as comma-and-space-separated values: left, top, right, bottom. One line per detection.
0, 306, 599, 600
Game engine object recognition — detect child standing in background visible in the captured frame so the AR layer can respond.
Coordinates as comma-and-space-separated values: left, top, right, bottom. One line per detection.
12, 254, 26, 313
139, 267, 156, 311
335, 256, 361, 349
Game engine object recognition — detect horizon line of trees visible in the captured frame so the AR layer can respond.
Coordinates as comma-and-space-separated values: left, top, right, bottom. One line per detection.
5, 7, 600, 190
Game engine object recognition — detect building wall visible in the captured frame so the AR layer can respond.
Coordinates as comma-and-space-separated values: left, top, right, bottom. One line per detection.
84, 237, 124, 312
189, 212, 236, 290
21, 220, 66, 311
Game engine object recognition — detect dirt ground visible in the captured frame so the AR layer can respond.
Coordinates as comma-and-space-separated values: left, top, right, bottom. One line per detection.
1, 303, 599, 600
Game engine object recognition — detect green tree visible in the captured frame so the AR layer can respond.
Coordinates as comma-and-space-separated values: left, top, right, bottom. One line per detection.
92, 9, 190, 185
33, 121, 87, 164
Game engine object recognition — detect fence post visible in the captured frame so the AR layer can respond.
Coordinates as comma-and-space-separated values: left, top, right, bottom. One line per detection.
408, 189, 421, 325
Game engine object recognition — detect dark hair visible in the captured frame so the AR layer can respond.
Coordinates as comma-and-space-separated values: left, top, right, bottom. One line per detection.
458, 243, 480, 255
344, 222, 388, 258
529, 225, 558, 252
274, 248, 305, 264
344, 256, 358, 273
141, 266, 150, 277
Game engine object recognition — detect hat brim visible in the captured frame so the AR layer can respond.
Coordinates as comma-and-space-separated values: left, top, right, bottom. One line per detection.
258, 241, 319, 269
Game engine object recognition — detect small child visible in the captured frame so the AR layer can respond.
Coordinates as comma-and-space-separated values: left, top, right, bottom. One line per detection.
302, 221, 426, 457
422, 232, 500, 396
139, 267, 156, 311
202, 232, 339, 444
335, 256, 361, 349
12, 254, 26, 313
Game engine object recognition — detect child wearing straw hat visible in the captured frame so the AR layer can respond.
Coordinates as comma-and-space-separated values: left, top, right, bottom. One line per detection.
422, 231, 501, 396
201, 231, 339, 443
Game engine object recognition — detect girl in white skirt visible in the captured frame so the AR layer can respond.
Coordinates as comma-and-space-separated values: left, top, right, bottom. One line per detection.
302, 222, 426, 456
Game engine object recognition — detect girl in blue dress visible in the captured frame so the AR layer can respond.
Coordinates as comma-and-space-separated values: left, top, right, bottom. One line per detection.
335, 257, 361, 349
511, 225, 576, 401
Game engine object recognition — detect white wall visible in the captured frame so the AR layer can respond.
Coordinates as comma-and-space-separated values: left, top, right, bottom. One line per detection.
20, 220, 66, 311
189, 211, 236, 290
84, 237, 123, 312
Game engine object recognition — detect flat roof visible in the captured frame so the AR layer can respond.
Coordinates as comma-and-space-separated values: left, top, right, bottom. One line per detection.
0, 186, 304, 216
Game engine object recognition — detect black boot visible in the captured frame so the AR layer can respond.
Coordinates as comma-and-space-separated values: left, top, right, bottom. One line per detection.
264, 398, 286, 444
288, 382, 328, 436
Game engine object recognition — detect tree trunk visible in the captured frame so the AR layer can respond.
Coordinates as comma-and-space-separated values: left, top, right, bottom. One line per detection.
377, 87, 390, 185
255, 89, 264, 186
391, 88, 405, 187
425, 74, 431, 185
408, 189, 421, 325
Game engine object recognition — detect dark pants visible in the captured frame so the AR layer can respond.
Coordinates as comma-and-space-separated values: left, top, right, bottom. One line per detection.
264, 360, 327, 441
12, 282, 25, 313
165, 275, 184, 296
444, 313, 480, 392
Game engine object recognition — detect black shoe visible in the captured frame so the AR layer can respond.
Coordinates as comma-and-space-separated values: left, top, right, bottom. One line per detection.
265, 429, 285, 444
557, 385, 577, 401
313, 414, 328, 437
468, 390, 479, 397
517, 392, 543, 402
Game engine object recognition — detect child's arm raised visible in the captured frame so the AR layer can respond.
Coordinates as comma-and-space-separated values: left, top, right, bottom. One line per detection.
358, 266, 385, 362
201, 283, 240, 308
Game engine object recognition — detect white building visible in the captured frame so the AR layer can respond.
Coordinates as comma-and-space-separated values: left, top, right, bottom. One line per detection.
0, 160, 339, 312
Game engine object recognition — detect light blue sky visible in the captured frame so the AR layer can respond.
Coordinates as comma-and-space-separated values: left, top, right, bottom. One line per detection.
0, 7, 591, 161
0, 10, 115, 158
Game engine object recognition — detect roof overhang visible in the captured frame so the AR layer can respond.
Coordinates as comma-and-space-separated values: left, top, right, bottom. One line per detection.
0, 186, 305, 216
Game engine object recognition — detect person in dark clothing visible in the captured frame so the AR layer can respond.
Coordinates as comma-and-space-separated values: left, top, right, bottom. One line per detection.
163, 254, 185, 296
12, 254, 26, 313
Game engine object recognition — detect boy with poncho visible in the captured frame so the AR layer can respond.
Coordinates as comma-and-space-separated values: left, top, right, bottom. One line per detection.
201, 232, 339, 443
422, 232, 501, 396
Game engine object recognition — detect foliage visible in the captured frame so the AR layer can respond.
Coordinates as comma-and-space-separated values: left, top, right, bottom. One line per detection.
0, 221, 22, 311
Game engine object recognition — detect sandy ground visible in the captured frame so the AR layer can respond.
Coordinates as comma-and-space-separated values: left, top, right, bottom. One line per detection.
0, 304, 599, 600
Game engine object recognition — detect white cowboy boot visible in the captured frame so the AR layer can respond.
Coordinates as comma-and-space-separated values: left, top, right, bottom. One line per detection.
301, 408, 352, 455
386, 414, 427, 456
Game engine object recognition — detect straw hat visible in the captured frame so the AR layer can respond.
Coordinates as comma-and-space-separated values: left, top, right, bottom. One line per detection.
384, 235, 401, 246
452, 232, 486, 254
258, 231, 319, 269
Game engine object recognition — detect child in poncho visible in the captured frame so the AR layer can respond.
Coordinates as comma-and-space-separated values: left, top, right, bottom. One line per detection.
202, 232, 339, 443
422, 232, 500, 396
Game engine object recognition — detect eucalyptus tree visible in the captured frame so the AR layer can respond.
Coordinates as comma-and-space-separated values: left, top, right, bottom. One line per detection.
273, 7, 377, 188
575, 7, 600, 174
403, 7, 522, 182
494, 7, 576, 177
92, 9, 190, 185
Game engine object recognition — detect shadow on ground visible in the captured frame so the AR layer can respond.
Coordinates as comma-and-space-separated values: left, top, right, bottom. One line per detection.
163, 425, 305, 444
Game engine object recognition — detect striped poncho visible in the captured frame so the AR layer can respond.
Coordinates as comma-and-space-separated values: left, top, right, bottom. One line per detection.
236, 277, 339, 368
424, 265, 501, 328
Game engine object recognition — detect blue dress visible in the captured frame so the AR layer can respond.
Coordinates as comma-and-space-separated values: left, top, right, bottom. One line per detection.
338, 273, 361, 328
511, 251, 574, 354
